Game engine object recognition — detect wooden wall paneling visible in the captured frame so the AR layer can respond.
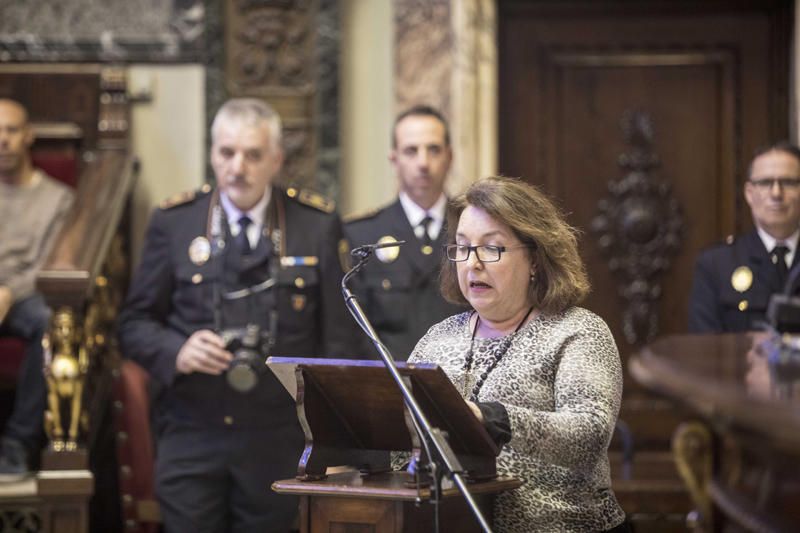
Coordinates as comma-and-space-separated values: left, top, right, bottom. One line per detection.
498, 0, 790, 353
498, 1, 791, 528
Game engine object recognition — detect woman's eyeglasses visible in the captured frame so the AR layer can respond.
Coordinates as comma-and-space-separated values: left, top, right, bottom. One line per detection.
444, 244, 534, 263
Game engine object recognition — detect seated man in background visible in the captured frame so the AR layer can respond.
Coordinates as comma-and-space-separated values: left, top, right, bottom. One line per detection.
688, 142, 800, 332
0, 98, 75, 479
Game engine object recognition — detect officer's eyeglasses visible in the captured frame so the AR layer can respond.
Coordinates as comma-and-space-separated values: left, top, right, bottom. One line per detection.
445, 244, 535, 263
748, 177, 800, 191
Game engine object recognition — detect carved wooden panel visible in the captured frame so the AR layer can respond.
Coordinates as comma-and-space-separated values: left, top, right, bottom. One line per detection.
498, 0, 791, 353
592, 110, 683, 345
223, 0, 340, 196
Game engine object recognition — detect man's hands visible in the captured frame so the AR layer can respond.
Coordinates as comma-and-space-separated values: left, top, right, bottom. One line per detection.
0, 286, 12, 325
176, 330, 233, 375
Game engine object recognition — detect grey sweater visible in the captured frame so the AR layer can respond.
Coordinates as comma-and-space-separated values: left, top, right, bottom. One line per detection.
0, 170, 75, 301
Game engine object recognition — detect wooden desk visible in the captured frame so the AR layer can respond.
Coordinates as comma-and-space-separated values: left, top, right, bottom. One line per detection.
630, 334, 800, 532
0, 469, 93, 533
273, 470, 521, 533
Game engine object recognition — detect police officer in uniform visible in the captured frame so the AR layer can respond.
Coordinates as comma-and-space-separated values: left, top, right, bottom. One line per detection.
345, 105, 465, 360
688, 142, 800, 333
118, 98, 359, 533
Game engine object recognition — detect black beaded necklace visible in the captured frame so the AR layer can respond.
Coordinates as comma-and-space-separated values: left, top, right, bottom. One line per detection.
463, 305, 535, 402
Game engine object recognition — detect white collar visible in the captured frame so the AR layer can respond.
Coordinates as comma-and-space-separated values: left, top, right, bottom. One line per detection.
757, 225, 799, 255
220, 186, 271, 231
399, 191, 447, 228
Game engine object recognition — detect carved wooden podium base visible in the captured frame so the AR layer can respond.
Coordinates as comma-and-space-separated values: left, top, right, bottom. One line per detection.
41, 448, 88, 471
0, 469, 92, 533
273, 470, 521, 533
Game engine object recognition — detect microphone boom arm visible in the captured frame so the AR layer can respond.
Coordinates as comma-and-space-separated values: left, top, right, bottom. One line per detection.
341, 242, 493, 533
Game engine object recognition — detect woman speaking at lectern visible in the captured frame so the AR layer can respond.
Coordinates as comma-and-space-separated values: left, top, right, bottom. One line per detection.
408, 177, 628, 533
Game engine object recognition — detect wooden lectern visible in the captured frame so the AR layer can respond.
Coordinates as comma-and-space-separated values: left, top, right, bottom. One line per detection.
267, 357, 521, 533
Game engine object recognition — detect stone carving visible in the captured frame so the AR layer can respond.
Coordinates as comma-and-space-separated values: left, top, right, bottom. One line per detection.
0, 0, 205, 62
591, 110, 683, 345
220, 0, 339, 198
227, 1, 312, 90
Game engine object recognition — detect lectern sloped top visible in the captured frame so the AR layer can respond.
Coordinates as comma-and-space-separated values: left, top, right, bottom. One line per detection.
266, 357, 500, 480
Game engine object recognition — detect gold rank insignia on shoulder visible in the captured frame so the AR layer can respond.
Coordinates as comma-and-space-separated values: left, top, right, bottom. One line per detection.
286, 187, 335, 213
160, 184, 211, 209
280, 256, 319, 267
338, 238, 351, 272
376, 235, 400, 263
188, 236, 211, 265
731, 266, 753, 293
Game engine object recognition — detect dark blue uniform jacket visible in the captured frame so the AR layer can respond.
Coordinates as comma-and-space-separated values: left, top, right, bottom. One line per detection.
688, 230, 799, 333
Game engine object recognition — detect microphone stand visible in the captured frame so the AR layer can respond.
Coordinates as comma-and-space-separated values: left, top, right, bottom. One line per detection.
342, 244, 493, 533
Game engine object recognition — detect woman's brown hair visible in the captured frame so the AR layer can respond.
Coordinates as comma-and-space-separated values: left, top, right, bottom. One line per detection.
440, 176, 590, 314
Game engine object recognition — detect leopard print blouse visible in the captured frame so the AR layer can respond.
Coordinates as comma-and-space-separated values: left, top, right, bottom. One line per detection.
409, 307, 626, 533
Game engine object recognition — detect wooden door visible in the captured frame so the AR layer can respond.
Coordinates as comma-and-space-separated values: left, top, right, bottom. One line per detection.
499, 0, 792, 359
498, 3, 792, 527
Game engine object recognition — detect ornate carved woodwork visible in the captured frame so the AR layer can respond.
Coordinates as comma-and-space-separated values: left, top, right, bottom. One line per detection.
591, 110, 683, 345
223, 0, 340, 197
43, 309, 88, 453
0, 508, 39, 533
632, 334, 800, 532
672, 421, 713, 532
498, 0, 791, 351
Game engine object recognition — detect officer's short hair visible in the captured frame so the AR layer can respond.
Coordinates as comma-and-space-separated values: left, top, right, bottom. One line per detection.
211, 98, 282, 151
748, 141, 800, 178
392, 105, 450, 148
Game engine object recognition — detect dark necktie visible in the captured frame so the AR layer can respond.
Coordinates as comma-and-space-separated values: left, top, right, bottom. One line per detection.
236, 215, 253, 255
419, 215, 433, 246
771, 244, 789, 287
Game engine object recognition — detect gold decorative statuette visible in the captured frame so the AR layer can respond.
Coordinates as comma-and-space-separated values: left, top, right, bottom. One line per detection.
43, 309, 88, 456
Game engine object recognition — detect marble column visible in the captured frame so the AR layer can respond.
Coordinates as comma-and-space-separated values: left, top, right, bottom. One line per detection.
393, 0, 497, 194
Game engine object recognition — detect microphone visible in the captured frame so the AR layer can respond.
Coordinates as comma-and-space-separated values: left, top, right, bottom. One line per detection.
350, 240, 406, 257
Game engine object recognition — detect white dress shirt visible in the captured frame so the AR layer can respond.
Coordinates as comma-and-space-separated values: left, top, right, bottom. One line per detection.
399, 191, 447, 241
220, 187, 272, 250
757, 226, 799, 268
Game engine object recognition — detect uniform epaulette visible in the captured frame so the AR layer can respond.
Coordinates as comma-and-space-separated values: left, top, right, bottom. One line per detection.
159, 183, 212, 209
343, 207, 380, 224
286, 186, 335, 213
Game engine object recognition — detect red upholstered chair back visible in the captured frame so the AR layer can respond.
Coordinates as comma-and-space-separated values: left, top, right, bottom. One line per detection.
112, 360, 160, 532
31, 150, 80, 189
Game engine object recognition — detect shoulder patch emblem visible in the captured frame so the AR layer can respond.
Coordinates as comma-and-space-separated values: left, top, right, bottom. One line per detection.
731, 266, 753, 293
159, 184, 211, 209
338, 238, 352, 272
287, 186, 335, 213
